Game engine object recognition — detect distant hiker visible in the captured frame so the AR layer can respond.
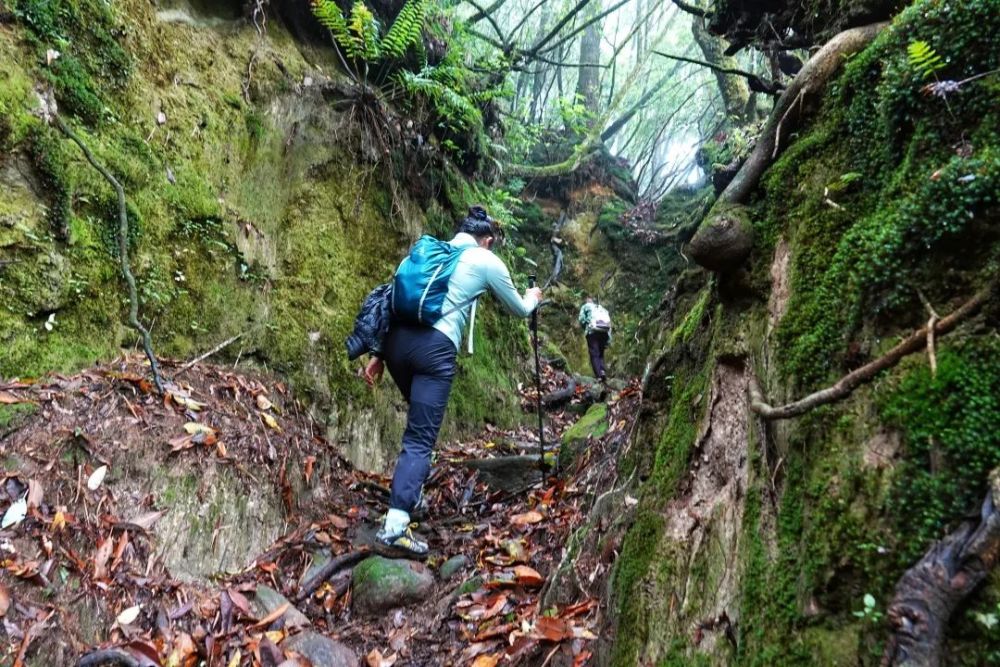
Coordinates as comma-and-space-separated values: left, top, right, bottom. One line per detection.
361, 205, 542, 557
578, 296, 611, 381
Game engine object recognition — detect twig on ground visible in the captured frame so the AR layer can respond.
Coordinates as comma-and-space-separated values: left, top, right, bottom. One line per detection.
174, 333, 245, 376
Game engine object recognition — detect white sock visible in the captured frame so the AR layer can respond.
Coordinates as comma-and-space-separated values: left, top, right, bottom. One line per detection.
383, 508, 410, 535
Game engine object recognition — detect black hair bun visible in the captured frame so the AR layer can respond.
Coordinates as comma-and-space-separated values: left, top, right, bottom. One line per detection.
469, 205, 491, 221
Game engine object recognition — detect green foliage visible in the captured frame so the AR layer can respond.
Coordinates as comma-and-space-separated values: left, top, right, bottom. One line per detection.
12, 0, 132, 124
853, 593, 885, 623
881, 341, 1000, 564
395, 66, 483, 132
907, 40, 945, 79
26, 123, 71, 238
313, 0, 425, 72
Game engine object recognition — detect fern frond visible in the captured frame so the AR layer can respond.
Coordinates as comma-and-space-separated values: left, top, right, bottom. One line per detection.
395, 68, 482, 130
312, 0, 352, 48
908, 40, 945, 79
382, 0, 425, 60
347, 2, 381, 61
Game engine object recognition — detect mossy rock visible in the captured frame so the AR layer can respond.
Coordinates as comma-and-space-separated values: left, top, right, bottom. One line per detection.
351, 556, 435, 616
439, 554, 470, 581
559, 402, 608, 470
282, 631, 356, 667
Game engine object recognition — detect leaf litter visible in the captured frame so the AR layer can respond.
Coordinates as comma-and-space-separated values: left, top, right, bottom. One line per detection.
0, 353, 640, 665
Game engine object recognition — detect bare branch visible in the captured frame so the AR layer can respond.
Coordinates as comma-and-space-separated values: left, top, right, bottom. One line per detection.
749, 286, 992, 420
538, 0, 635, 56
464, 0, 507, 47
466, 0, 507, 24
672, 0, 709, 17
653, 50, 782, 95
523, 0, 593, 57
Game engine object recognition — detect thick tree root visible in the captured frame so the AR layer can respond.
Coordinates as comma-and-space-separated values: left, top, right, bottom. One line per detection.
749, 286, 991, 420
55, 116, 164, 394
687, 21, 888, 273
883, 469, 1000, 666
77, 649, 141, 667
295, 548, 371, 603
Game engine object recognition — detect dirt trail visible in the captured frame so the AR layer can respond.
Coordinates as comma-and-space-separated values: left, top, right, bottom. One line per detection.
0, 356, 638, 666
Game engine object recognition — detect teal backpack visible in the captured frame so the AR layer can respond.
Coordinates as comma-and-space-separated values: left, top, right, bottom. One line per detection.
392, 236, 469, 325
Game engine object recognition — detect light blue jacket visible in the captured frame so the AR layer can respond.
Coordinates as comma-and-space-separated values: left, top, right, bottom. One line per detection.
433, 233, 538, 352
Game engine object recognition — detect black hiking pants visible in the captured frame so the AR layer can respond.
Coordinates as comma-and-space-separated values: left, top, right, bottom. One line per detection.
586, 331, 609, 379
383, 323, 457, 513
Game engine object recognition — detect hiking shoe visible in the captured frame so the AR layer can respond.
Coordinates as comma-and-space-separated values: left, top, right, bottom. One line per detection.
375, 526, 429, 559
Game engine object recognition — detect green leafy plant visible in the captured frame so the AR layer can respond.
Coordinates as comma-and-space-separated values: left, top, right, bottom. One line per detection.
313, 0, 425, 83
907, 40, 945, 79
853, 593, 884, 624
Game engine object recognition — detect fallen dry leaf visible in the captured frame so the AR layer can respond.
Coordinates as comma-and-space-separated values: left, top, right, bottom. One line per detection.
93, 534, 113, 579
87, 465, 108, 490
51, 511, 66, 532
26, 480, 43, 509
510, 510, 543, 526
116, 604, 142, 626
255, 394, 273, 411
260, 412, 281, 432
183, 422, 216, 436
471, 655, 500, 667
366, 648, 398, 667
250, 602, 288, 629
0, 391, 31, 405
514, 565, 544, 587
0, 584, 9, 617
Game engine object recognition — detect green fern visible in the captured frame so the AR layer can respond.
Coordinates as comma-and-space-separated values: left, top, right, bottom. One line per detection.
395, 67, 483, 130
908, 40, 945, 79
312, 0, 424, 65
381, 0, 425, 60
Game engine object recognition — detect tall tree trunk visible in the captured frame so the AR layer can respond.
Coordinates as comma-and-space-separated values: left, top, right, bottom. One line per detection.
575, 2, 603, 112
690, 10, 749, 122
529, 3, 554, 122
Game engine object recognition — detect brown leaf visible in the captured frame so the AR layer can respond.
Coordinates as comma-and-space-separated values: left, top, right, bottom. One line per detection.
510, 511, 543, 526
26, 480, 43, 509
255, 394, 273, 411
0, 392, 32, 405
0, 584, 9, 617
365, 648, 397, 667
535, 616, 573, 642
93, 534, 113, 579
328, 514, 349, 530
471, 655, 500, 667
513, 565, 544, 587
129, 510, 166, 531
304, 456, 316, 485
250, 602, 288, 629
481, 594, 508, 621
168, 435, 195, 452
227, 589, 254, 618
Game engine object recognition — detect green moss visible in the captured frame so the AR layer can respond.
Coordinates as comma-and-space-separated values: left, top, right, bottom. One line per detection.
670, 286, 711, 346
882, 340, 1000, 564
0, 403, 38, 430
559, 402, 608, 469
764, 0, 1000, 388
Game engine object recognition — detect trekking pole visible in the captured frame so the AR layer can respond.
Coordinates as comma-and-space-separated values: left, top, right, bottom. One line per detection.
528, 275, 549, 474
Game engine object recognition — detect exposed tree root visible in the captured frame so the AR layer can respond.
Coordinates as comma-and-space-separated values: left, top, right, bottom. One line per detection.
77, 649, 141, 667
55, 115, 164, 394
883, 469, 1000, 666
687, 22, 887, 272
749, 286, 991, 420
295, 548, 371, 603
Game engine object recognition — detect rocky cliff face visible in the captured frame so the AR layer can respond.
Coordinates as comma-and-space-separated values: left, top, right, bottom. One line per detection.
0, 0, 530, 471
607, 0, 1000, 663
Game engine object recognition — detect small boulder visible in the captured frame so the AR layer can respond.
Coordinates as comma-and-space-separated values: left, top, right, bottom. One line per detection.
439, 555, 470, 581
283, 631, 356, 667
352, 556, 435, 616
253, 585, 310, 630
559, 403, 609, 470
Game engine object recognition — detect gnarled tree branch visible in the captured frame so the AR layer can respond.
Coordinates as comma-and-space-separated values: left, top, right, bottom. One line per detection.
749, 286, 991, 420
55, 115, 164, 394
884, 468, 1000, 666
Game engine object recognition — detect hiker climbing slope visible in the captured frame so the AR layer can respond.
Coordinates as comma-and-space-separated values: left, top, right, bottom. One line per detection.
362, 205, 542, 557
578, 296, 611, 381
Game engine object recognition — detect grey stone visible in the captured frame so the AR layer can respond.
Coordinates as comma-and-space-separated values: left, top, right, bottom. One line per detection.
439, 555, 470, 581
253, 585, 310, 630
283, 631, 356, 667
461, 455, 543, 492
351, 556, 435, 616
